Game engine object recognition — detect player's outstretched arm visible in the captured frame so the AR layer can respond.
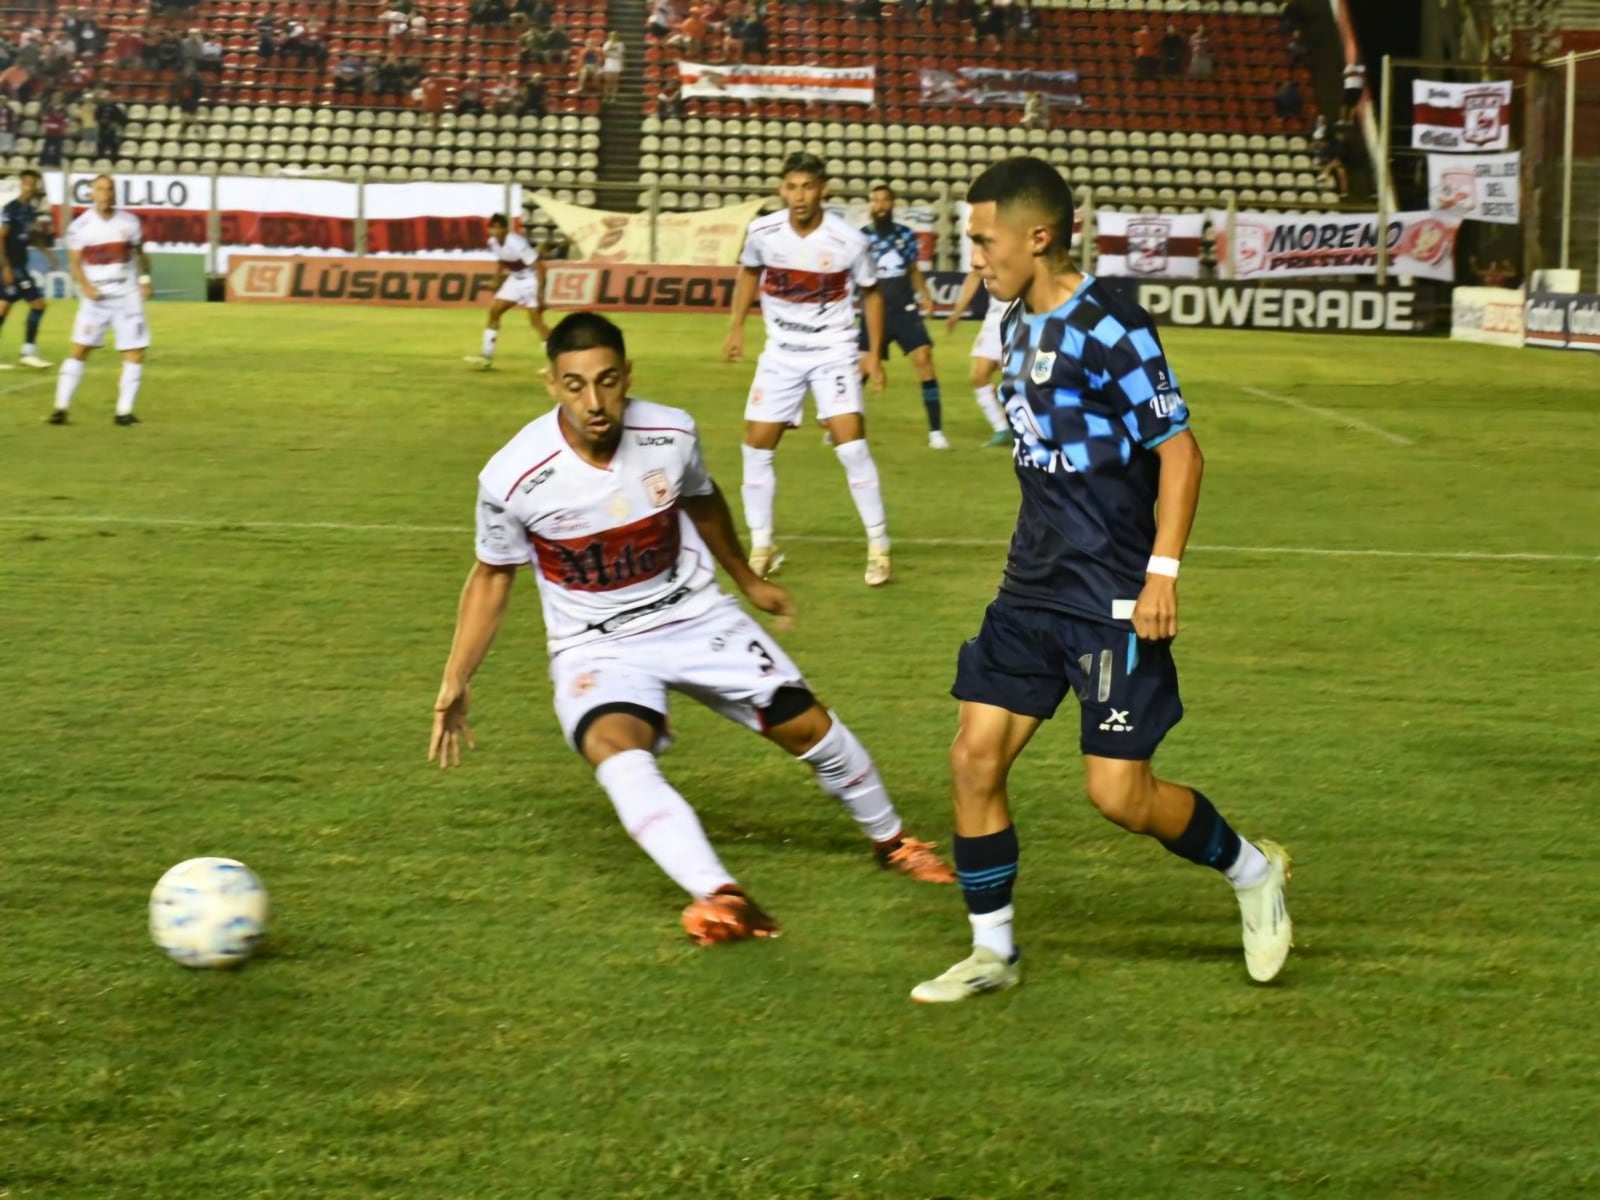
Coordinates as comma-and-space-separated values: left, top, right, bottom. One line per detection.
723, 266, 760, 361
429, 560, 518, 768
946, 269, 982, 335
1133, 430, 1204, 643
681, 485, 796, 628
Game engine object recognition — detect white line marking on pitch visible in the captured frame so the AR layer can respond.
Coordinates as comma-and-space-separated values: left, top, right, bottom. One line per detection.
0, 513, 1593, 564
1239, 384, 1413, 446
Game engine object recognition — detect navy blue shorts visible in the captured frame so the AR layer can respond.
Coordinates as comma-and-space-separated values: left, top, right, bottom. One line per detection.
3, 274, 41, 303
859, 306, 932, 358
951, 599, 1183, 760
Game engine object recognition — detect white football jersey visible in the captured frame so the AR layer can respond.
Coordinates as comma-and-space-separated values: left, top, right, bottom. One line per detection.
475, 398, 726, 654
66, 209, 142, 298
739, 209, 875, 355
490, 231, 538, 276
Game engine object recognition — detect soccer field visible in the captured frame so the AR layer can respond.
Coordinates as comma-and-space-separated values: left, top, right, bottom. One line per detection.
3, 305, 1598, 1199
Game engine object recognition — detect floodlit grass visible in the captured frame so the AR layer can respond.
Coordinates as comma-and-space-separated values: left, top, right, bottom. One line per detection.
2, 306, 1598, 1198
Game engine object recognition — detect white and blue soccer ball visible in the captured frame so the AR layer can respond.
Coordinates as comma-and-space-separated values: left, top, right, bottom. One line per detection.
149, 857, 270, 969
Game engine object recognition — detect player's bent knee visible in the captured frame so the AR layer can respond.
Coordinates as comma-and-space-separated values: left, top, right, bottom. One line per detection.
760, 688, 827, 754
950, 733, 1009, 799
575, 703, 665, 765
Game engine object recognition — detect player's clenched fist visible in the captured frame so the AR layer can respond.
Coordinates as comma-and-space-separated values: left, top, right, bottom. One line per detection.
1132, 577, 1179, 641
723, 327, 744, 362
743, 578, 797, 631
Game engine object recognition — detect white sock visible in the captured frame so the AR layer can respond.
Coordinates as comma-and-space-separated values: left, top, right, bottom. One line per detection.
740, 444, 776, 546
22, 341, 36, 356
1225, 839, 1270, 889
116, 362, 142, 416
595, 750, 737, 899
798, 712, 902, 842
975, 384, 1007, 431
833, 439, 887, 541
971, 905, 1015, 959
481, 327, 498, 359
54, 357, 84, 411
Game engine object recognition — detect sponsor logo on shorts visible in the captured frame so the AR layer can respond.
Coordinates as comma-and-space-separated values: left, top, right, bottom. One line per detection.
1098, 708, 1135, 733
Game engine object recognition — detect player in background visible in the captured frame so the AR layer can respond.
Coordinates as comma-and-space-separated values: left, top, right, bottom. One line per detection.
947, 268, 1016, 448
859, 184, 948, 450
464, 212, 550, 369
724, 152, 892, 587
911, 158, 1291, 1003
48, 174, 151, 426
430, 311, 954, 945
0, 169, 58, 370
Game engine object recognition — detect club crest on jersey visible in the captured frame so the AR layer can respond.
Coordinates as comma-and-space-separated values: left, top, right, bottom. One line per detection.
642, 469, 673, 508
1029, 351, 1057, 385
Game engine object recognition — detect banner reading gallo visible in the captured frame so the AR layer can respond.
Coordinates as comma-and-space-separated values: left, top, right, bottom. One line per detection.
226, 255, 500, 306
1095, 212, 1204, 279
1524, 292, 1600, 352
45, 172, 213, 255
531, 191, 765, 265
678, 60, 874, 104
1450, 286, 1525, 347
1211, 209, 1461, 283
1411, 79, 1512, 152
1131, 280, 1441, 334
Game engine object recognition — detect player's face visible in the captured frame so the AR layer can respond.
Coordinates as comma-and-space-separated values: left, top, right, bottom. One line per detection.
547, 347, 631, 456
779, 171, 826, 226
868, 189, 894, 223
487, 221, 507, 244
91, 175, 115, 214
18, 174, 40, 201
966, 199, 1034, 305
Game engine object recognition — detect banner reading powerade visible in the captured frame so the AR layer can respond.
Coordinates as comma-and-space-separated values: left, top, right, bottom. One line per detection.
1211, 209, 1461, 282
532, 192, 765, 265
1129, 280, 1443, 335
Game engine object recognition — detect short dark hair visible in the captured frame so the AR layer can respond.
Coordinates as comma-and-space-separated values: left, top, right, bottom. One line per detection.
869, 182, 894, 198
967, 157, 1075, 261
18, 168, 40, 183
780, 151, 827, 181
546, 311, 627, 364
488, 212, 509, 227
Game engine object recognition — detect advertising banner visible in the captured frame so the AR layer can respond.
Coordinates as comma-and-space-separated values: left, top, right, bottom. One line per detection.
365, 182, 518, 256
1095, 212, 1205, 279
1132, 280, 1442, 334
532, 191, 765, 265
1211, 209, 1461, 282
1524, 291, 1600, 351
226, 255, 499, 306
678, 61, 875, 104
214, 177, 358, 265
1449, 286, 1525, 347
44, 172, 212, 257
1411, 79, 1512, 152
1427, 152, 1520, 224
918, 67, 1084, 108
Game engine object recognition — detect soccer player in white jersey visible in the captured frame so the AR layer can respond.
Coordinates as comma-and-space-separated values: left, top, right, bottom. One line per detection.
464, 213, 550, 369
947, 268, 1015, 448
724, 152, 893, 587
430, 311, 954, 945
48, 174, 151, 426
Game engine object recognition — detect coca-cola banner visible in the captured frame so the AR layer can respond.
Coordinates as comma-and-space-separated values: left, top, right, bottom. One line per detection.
1411, 79, 1512, 152
1210, 209, 1461, 283
44, 172, 212, 254
1095, 212, 1205, 279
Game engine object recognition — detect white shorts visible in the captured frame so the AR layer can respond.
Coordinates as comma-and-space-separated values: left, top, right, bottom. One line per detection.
971, 301, 1005, 363
743, 351, 863, 427
495, 272, 541, 309
72, 292, 151, 351
550, 597, 807, 750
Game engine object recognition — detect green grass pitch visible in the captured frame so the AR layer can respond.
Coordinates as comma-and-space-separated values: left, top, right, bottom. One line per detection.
2, 305, 1598, 1198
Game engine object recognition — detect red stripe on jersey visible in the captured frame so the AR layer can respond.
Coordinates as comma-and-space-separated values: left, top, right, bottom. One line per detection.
505, 450, 561, 501
761, 267, 849, 306
80, 241, 132, 266
531, 507, 681, 592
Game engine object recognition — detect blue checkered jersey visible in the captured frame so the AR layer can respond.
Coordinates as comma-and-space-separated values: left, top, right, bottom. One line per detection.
997, 274, 1190, 625
1, 198, 38, 270
861, 221, 920, 308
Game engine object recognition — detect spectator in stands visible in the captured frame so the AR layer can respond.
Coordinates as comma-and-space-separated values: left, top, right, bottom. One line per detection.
1341, 59, 1365, 121
0, 61, 31, 102
573, 33, 603, 95
543, 22, 572, 62
1160, 22, 1186, 76
76, 13, 103, 58
39, 93, 68, 165
171, 65, 204, 124
469, 0, 511, 27
332, 52, 370, 96
509, 0, 536, 26
63, 58, 95, 100
47, 29, 77, 72
518, 71, 547, 116
647, 0, 676, 35
284, 16, 329, 66
456, 73, 487, 115
199, 32, 224, 71
1133, 22, 1158, 80
415, 69, 449, 127
489, 70, 520, 113
1273, 77, 1302, 122
1286, 27, 1308, 69
656, 74, 684, 118
1188, 24, 1213, 78
722, 10, 747, 59
1471, 257, 1518, 288
256, 14, 278, 59
1019, 90, 1048, 130
375, 51, 408, 93
383, 5, 412, 39
180, 27, 203, 72
520, 23, 548, 60
666, 7, 708, 56
93, 89, 127, 158
1014, 0, 1037, 38
112, 27, 142, 68
409, 11, 428, 38
740, 11, 768, 58
400, 56, 425, 89
1313, 124, 1347, 195
601, 31, 624, 103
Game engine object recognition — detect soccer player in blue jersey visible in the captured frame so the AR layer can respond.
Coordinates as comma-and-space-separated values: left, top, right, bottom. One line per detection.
857, 185, 949, 449
910, 158, 1292, 1002
0, 170, 58, 370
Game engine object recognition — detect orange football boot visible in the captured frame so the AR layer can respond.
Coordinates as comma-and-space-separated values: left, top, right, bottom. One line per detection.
878, 836, 958, 883
680, 885, 781, 946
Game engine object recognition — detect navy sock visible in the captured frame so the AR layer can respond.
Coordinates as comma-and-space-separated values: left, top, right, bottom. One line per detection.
25, 307, 42, 343
1160, 789, 1242, 872
920, 379, 943, 432
953, 825, 1018, 914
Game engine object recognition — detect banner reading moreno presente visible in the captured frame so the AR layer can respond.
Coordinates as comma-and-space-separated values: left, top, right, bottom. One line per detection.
678, 60, 874, 104
1211, 209, 1461, 282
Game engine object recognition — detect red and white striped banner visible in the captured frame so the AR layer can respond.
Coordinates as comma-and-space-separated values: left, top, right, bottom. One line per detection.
678, 60, 875, 104
1095, 211, 1205, 279
1411, 79, 1512, 152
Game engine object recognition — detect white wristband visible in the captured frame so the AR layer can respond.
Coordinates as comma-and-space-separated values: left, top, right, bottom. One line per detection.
1146, 555, 1180, 579
137, 274, 152, 285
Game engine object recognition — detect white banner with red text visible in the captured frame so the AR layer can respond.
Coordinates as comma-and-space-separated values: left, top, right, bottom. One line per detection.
678, 60, 875, 104
44, 172, 213, 255
1426, 152, 1520, 224
1411, 79, 1512, 152
1210, 209, 1462, 282
1095, 212, 1205, 278
532, 191, 767, 265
